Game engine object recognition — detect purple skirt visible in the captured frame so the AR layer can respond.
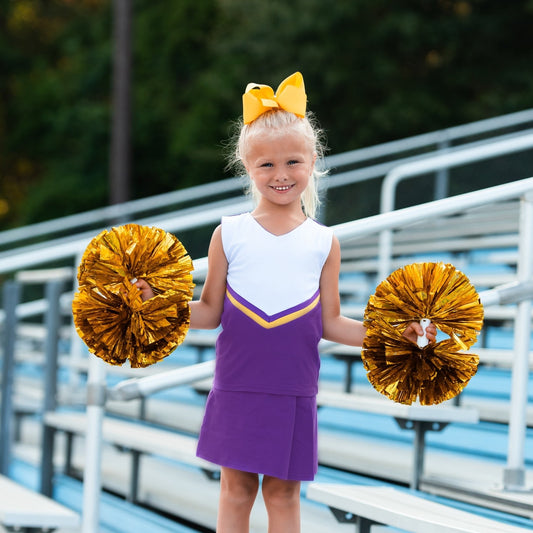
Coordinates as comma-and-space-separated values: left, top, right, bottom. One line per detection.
196, 388, 318, 481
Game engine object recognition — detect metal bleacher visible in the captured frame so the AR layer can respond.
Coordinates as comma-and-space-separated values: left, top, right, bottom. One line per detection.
1, 109, 533, 532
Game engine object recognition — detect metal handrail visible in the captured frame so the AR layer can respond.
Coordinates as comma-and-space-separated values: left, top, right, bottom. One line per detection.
378, 132, 533, 281
0, 197, 252, 275
381, 131, 533, 214
324, 107, 533, 170
334, 176, 533, 241
107, 360, 216, 402
2, 108, 533, 249
0, 177, 245, 248
322, 127, 533, 194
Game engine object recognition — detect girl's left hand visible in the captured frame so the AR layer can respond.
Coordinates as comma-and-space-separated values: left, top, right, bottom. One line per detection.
403, 321, 437, 344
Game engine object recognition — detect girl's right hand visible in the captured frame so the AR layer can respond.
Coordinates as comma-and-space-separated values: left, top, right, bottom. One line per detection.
134, 279, 155, 301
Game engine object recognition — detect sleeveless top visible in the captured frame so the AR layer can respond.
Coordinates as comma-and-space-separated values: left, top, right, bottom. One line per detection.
213, 213, 334, 396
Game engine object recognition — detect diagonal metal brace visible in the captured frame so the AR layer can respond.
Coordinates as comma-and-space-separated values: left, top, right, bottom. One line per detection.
328, 506, 381, 533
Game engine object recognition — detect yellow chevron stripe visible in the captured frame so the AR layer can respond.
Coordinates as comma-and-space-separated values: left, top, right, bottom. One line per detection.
226, 290, 320, 329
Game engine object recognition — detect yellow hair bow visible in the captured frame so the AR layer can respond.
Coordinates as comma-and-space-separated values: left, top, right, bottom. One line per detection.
242, 72, 307, 125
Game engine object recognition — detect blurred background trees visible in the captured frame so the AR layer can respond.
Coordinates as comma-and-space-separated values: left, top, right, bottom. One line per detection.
1, 0, 533, 230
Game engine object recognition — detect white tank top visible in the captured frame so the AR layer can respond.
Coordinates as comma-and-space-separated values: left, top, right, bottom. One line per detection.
221, 213, 333, 315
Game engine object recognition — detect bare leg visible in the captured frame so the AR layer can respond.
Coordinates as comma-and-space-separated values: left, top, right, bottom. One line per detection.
262, 475, 301, 533
217, 467, 259, 533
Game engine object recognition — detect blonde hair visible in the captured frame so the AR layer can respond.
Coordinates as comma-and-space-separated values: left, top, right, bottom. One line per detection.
227, 110, 327, 219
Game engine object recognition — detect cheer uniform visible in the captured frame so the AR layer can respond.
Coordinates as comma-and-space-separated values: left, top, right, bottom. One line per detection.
196, 213, 333, 480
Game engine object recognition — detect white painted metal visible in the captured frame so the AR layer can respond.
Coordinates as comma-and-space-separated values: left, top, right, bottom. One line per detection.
504, 192, 533, 490
81, 357, 107, 533
324, 108, 533, 170
0, 198, 252, 275
0, 475, 80, 530
479, 281, 533, 307
0, 177, 245, 248
378, 133, 533, 281
333, 176, 533, 243
107, 359, 215, 401
306, 484, 532, 533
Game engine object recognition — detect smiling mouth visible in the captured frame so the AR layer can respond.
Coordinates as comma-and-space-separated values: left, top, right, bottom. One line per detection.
271, 184, 294, 191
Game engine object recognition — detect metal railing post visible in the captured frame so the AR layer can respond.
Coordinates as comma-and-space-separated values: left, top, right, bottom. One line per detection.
503, 191, 533, 490
81, 356, 107, 533
40, 279, 64, 496
0, 281, 21, 475
68, 252, 85, 391
434, 137, 450, 200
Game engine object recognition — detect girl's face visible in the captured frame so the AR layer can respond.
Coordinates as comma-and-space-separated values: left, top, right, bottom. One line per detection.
243, 130, 316, 211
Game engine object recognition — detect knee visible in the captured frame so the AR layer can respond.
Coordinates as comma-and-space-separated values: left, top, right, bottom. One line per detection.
220, 471, 259, 507
262, 478, 300, 510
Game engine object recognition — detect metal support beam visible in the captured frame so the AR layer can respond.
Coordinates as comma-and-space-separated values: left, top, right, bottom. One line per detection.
40, 279, 63, 497
0, 281, 20, 475
504, 192, 533, 491
395, 418, 449, 490
328, 507, 376, 533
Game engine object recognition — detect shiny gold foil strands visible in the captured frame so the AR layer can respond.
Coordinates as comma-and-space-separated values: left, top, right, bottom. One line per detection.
72, 224, 195, 368
362, 262, 484, 405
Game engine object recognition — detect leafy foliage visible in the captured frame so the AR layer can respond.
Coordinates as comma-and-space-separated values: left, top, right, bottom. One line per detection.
1, 0, 533, 229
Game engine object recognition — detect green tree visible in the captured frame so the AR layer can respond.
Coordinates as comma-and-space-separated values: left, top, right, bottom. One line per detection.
1, 0, 533, 230
130, 0, 222, 197
0, 0, 111, 227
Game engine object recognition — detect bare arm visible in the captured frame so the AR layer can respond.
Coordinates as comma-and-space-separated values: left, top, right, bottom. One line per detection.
320, 236, 367, 346
188, 225, 228, 330
320, 236, 436, 346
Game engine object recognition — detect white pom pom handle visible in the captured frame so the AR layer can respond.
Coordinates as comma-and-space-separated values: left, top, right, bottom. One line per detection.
417, 318, 431, 348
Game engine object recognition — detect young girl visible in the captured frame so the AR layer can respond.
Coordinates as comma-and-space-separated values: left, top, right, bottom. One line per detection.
137, 72, 433, 533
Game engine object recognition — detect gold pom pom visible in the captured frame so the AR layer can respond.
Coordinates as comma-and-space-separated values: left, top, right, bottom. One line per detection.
362, 262, 484, 405
72, 224, 194, 368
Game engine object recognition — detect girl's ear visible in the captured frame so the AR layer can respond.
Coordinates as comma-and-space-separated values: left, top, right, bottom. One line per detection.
244, 163, 254, 181
243, 159, 252, 178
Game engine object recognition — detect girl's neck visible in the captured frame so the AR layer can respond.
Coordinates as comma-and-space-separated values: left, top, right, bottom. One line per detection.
251, 203, 307, 236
